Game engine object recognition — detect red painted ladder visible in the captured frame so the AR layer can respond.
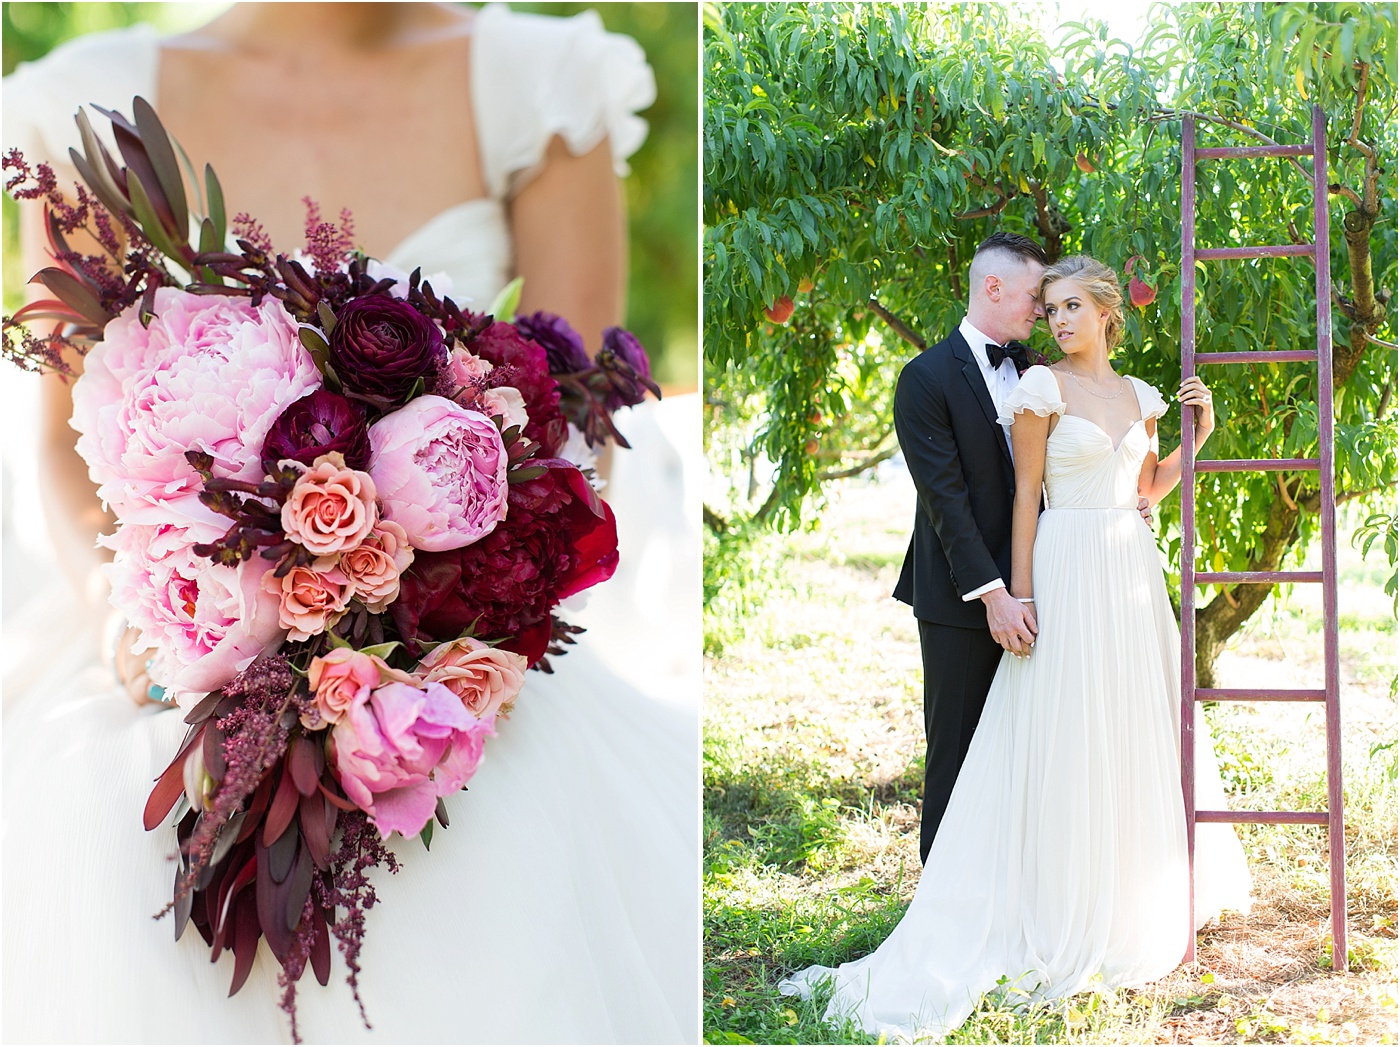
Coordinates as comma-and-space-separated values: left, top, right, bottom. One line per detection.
1179, 104, 1345, 968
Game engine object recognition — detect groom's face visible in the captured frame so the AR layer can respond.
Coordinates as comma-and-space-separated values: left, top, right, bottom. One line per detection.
996, 260, 1047, 341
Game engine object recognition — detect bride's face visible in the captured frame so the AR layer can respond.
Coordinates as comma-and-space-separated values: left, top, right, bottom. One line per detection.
1042, 278, 1110, 356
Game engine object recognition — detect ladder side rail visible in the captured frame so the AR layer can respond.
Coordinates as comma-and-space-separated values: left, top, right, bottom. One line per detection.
1312, 103, 1347, 969
1180, 114, 1199, 962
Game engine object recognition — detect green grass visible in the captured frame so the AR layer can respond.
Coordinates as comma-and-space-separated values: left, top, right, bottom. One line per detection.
704, 471, 1398, 1045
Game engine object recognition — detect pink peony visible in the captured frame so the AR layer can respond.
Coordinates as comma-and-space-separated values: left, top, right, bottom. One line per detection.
281, 453, 378, 555
367, 395, 509, 552
71, 288, 320, 526
336, 520, 414, 612
417, 638, 528, 720
103, 521, 286, 704
266, 563, 352, 642
331, 680, 493, 838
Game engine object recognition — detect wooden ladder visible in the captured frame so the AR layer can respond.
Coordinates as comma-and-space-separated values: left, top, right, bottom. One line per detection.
1179, 104, 1346, 968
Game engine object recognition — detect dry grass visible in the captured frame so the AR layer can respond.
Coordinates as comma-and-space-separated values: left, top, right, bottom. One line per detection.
704, 465, 1397, 1045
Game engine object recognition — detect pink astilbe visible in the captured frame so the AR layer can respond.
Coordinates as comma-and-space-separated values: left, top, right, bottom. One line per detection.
278, 894, 319, 1045
178, 656, 305, 897
302, 197, 357, 276
232, 212, 274, 255
320, 810, 400, 1029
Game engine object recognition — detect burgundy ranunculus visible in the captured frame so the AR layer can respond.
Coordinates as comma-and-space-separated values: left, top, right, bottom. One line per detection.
470, 321, 566, 456
514, 311, 591, 374
329, 295, 444, 403
390, 461, 617, 666
260, 389, 371, 475
596, 326, 659, 410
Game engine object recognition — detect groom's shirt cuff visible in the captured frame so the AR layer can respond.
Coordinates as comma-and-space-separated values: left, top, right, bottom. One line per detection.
962, 579, 1005, 601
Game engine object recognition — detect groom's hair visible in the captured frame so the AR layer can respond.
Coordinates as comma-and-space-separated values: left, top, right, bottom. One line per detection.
972, 232, 1048, 269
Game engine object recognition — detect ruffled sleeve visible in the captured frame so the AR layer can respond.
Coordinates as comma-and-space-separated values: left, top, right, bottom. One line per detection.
997, 365, 1066, 426
471, 3, 656, 199
1128, 376, 1170, 455
2, 25, 159, 172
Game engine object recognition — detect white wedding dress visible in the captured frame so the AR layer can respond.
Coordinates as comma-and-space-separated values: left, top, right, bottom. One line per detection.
781, 366, 1252, 1041
2, 8, 698, 1044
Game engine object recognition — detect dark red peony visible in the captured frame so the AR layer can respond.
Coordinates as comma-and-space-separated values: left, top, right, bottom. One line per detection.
260, 389, 371, 474
329, 295, 444, 403
468, 321, 566, 456
390, 462, 617, 665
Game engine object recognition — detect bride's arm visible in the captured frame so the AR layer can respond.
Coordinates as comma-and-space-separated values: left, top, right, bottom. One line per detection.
508, 135, 625, 478
1139, 376, 1217, 506
1008, 411, 1052, 603
20, 192, 116, 599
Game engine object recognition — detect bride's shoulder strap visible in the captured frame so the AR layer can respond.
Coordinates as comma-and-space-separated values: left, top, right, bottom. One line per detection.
997, 364, 1066, 425
3, 24, 159, 171
471, 4, 656, 200
1126, 375, 1170, 420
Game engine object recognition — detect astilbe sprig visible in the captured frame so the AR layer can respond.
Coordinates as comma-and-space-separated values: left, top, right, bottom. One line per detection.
176, 655, 305, 899
320, 810, 401, 1030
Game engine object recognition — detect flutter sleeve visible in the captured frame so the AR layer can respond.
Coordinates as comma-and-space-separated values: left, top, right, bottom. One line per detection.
472, 3, 657, 200
1128, 376, 1170, 455
997, 365, 1067, 426
2, 25, 158, 171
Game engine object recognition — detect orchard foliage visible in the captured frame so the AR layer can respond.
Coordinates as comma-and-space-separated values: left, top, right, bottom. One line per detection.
704, 2, 1396, 679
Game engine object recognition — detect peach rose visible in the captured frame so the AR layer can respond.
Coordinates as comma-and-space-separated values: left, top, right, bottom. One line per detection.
417, 637, 528, 720
335, 520, 414, 612
281, 452, 378, 556
302, 647, 413, 728
266, 563, 351, 642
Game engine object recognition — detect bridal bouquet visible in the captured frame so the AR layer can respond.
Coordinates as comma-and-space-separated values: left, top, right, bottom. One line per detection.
3, 99, 657, 1039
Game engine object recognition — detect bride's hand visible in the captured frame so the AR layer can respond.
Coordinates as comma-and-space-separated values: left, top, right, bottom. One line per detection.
113, 625, 164, 706
1178, 376, 1216, 442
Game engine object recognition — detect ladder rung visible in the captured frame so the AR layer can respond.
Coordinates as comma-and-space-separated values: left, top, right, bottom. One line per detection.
1195, 458, 1320, 473
1194, 570, 1324, 584
1196, 244, 1315, 260
1194, 350, 1317, 364
1197, 810, 1328, 825
1195, 144, 1314, 159
1196, 688, 1326, 702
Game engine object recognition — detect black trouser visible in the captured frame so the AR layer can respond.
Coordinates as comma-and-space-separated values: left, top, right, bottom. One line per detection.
917, 618, 1004, 863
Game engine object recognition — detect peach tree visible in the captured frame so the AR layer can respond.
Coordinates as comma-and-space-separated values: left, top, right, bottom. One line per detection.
703, 1, 1396, 681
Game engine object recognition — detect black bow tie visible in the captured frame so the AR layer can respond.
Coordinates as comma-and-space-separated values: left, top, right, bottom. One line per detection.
986, 341, 1031, 370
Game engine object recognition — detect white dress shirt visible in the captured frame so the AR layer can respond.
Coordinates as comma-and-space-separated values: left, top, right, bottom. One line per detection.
956, 316, 1019, 601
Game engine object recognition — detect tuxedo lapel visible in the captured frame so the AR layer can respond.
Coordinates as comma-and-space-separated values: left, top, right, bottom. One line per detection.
948, 331, 1013, 471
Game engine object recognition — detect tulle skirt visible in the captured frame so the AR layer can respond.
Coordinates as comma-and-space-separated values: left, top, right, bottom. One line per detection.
781, 506, 1252, 1040
2, 630, 698, 1044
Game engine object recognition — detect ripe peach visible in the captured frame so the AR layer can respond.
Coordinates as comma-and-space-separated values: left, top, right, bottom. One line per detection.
765, 296, 795, 324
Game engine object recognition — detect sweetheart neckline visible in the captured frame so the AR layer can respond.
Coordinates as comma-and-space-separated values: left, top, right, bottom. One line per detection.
1053, 414, 1147, 453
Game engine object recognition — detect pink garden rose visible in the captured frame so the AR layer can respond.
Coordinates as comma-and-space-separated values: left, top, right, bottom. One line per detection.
367, 395, 509, 552
444, 347, 494, 389
281, 453, 378, 555
479, 386, 530, 431
417, 638, 528, 720
104, 521, 285, 705
336, 520, 414, 612
331, 680, 493, 838
72, 287, 320, 526
266, 563, 351, 642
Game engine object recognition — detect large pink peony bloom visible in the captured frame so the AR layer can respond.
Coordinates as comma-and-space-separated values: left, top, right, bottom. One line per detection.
331, 680, 493, 838
71, 288, 320, 525
367, 395, 509, 552
104, 521, 286, 705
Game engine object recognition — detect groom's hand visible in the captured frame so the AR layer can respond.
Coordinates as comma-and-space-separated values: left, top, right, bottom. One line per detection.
981, 587, 1038, 657
1138, 496, 1153, 526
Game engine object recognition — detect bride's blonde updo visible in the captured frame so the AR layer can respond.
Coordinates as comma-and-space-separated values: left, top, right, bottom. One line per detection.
1038, 255, 1126, 351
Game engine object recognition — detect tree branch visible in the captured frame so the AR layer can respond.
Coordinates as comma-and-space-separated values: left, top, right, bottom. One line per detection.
868, 297, 927, 351
817, 444, 899, 481
703, 504, 730, 535
1364, 331, 1398, 352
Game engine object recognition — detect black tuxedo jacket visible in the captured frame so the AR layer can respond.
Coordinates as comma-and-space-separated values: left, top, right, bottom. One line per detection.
892, 327, 1017, 629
